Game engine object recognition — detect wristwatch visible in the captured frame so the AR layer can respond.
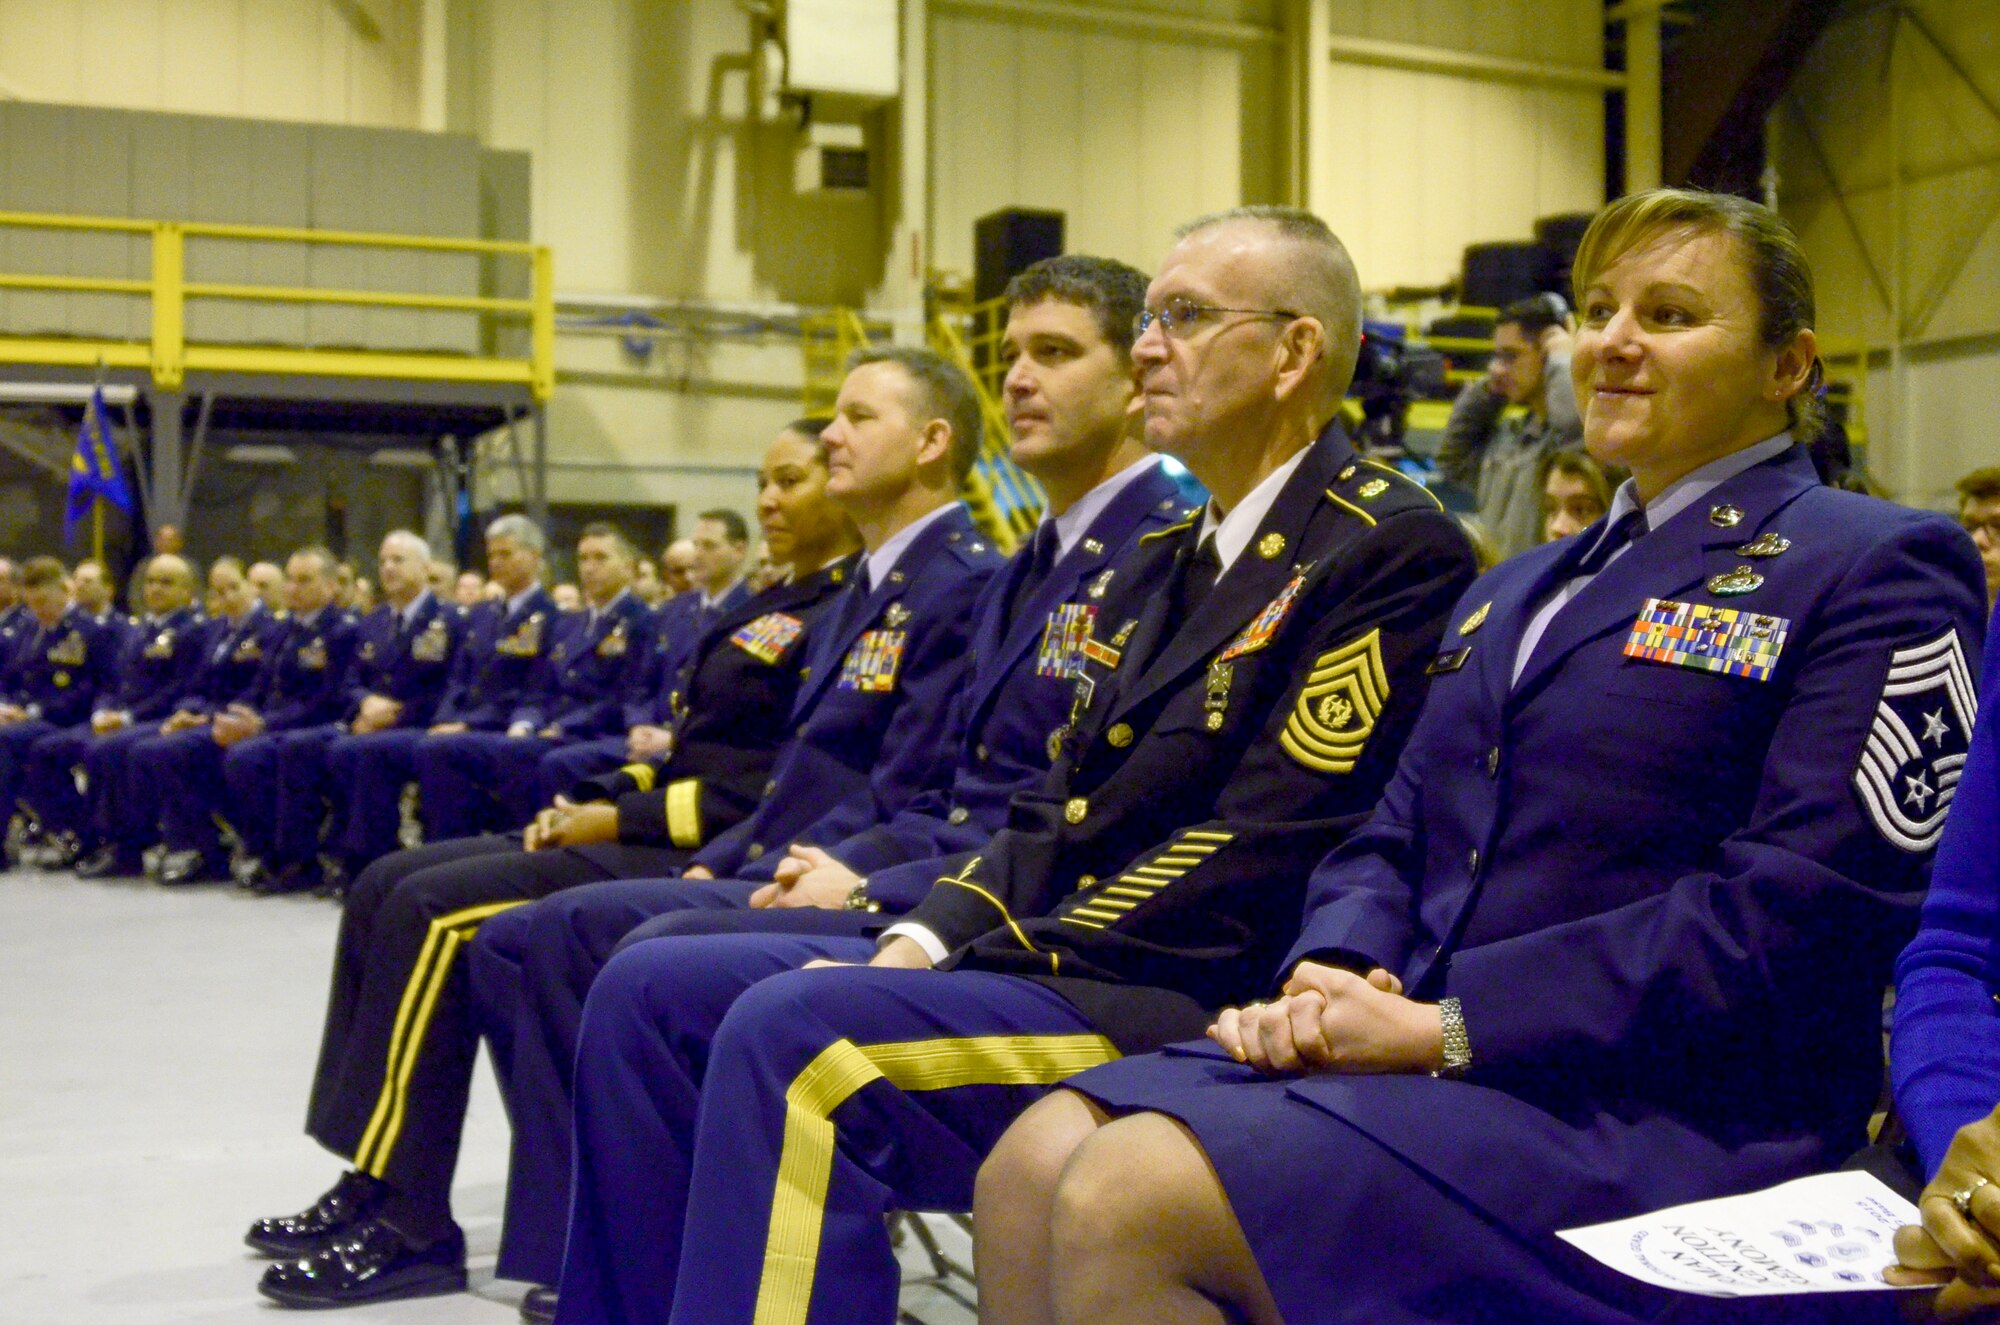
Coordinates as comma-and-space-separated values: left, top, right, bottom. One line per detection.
843, 879, 881, 913
1433, 996, 1472, 1079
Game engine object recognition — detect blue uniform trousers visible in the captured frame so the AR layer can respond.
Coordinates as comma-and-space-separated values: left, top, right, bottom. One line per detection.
324, 728, 424, 869
468, 876, 763, 1285
137, 727, 229, 857
87, 720, 165, 859
534, 736, 625, 808
23, 725, 95, 839
557, 949, 1112, 1325
265, 725, 341, 867
219, 733, 285, 861
0, 718, 59, 821
416, 731, 558, 839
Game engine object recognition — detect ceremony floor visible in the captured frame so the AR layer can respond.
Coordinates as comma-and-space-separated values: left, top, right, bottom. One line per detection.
0, 866, 978, 1324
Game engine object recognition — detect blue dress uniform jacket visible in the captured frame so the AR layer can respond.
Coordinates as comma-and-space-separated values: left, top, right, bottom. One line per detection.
622, 583, 754, 730
430, 588, 558, 729
97, 605, 207, 721
343, 594, 461, 726
242, 609, 361, 732
901, 433, 1479, 1051
508, 591, 655, 738
837, 464, 1196, 905
2, 606, 119, 726
687, 506, 1004, 877
178, 606, 288, 713
1065, 444, 1988, 1324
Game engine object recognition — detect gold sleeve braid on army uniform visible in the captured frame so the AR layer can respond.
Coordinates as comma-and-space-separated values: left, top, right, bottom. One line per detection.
900, 435, 1481, 1053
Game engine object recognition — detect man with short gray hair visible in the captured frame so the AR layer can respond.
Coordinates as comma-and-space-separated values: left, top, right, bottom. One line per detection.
322, 517, 555, 877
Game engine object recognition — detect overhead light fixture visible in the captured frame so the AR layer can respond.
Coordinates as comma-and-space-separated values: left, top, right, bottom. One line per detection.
0, 382, 140, 406
223, 444, 298, 466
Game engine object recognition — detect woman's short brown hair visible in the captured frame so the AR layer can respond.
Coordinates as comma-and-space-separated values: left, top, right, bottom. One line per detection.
1571, 188, 1825, 441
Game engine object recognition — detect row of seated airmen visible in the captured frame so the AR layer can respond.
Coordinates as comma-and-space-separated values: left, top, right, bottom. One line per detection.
0, 507, 771, 892
17, 193, 2000, 1325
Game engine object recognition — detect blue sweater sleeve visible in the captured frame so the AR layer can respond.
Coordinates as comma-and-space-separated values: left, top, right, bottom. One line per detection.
1893, 608, 2000, 1177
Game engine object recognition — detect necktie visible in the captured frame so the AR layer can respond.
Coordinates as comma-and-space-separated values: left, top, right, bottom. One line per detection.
1175, 536, 1222, 622
1571, 508, 1647, 579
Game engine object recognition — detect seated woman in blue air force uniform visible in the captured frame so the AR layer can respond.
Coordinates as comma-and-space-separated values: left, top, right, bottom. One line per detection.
973, 188, 1991, 1325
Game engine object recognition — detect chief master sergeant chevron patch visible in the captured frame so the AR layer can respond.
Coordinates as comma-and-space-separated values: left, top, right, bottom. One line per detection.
1853, 628, 1978, 852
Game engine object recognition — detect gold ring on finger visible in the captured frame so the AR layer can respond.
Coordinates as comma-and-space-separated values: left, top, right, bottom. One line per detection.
1953, 1177, 1992, 1217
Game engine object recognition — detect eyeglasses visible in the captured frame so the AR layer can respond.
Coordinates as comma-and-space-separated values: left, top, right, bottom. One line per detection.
1134, 296, 1303, 341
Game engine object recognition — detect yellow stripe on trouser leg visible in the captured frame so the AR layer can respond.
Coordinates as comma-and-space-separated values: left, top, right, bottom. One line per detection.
352, 899, 530, 1173
752, 1033, 1119, 1325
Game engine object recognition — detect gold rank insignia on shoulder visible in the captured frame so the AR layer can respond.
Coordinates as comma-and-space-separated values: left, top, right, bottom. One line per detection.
1257, 531, 1286, 560
1707, 565, 1764, 596
1458, 601, 1491, 635
1625, 598, 1788, 682
596, 621, 629, 657
1358, 478, 1390, 500
1709, 504, 1745, 528
730, 612, 804, 664
412, 620, 449, 662
1281, 629, 1389, 774
1735, 533, 1792, 558
882, 602, 911, 628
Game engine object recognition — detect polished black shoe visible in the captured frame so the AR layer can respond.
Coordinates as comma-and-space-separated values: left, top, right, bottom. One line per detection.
38, 831, 83, 869
258, 1218, 466, 1309
75, 845, 140, 878
519, 1285, 557, 1324
157, 849, 225, 886
245, 1171, 385, 1257
257, 860, 322, 896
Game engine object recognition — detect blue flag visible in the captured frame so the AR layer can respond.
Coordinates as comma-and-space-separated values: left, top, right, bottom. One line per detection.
64, 385, 133, 542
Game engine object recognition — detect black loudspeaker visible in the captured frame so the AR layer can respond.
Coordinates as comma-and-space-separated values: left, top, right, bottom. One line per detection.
1460, 241, 1546, 309
975, 209, 1065, 304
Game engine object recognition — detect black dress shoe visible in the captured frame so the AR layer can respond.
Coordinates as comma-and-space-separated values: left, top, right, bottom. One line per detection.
157, 849, 225, 886
258, 860, 322, 896
519, 1285, 557, 1324
245, 1171, 385, 1257
258, 1218, 466, 1309
75, 846, 139, 878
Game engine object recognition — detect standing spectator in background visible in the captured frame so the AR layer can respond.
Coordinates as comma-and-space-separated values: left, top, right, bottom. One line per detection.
248, 561, 286, 614
1540, 449, 1613, 544
1438, 293, 1584, 562
1959, 466, 2000, 616
658, 538, 696, 599
151, 524, 185, 557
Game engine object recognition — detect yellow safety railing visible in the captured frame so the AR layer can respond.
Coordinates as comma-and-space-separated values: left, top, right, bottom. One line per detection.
0, 209, 554, 401
799, 308, 890, 416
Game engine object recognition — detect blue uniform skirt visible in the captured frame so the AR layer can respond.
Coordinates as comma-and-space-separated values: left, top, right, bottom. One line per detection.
1064, 1047, 1904, 1325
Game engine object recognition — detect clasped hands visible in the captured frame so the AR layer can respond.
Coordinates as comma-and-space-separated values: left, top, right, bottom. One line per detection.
1208, 962, 1446, 1077
1889, 1110, 2000, 1319
750, 845, 860, 910
523, 796, 618, 852
211, 704, 265, 747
